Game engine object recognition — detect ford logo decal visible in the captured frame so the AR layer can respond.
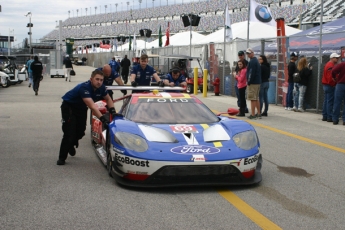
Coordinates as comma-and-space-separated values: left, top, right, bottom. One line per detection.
171, 145, 220, 155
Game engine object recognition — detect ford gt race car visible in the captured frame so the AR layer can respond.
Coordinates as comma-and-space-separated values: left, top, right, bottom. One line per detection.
90, 86, 262, 187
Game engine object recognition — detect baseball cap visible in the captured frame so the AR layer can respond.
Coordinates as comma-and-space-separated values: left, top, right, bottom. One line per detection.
238, 51, 245, 56
290, 52, 298, 57
246, 48, 254, 54
65, 54, 69, 57
330, 53, 340, 58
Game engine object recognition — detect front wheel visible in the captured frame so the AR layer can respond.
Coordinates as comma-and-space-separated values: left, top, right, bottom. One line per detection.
105, 129, 113, 177
186, 84, 194, 94
1, 78, 10, 88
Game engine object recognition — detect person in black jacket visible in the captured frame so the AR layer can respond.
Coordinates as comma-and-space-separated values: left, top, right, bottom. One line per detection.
293, 57, 312, 112
30, 56, 43, 96
64, 55, 74, 82
286, 52, 298, 110
120, 55, 131, 84
258, 55, 270, 116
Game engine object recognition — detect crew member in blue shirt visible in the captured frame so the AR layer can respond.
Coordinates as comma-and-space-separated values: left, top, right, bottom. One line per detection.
96, 64, 126, 99
109, 56, 121, 74
130, 54, 164, 92
57, 69, 117, 165
164, 67, 187, 87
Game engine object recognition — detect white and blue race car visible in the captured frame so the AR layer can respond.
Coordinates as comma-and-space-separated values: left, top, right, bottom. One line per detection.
90, 86, 262, 187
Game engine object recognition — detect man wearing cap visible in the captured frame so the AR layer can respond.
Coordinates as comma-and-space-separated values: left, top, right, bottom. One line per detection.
64, 55, 74, 82
164, 67, 187, 88
322, 53, 340, 122
286, 52, 298, 110
331, 55, 345, 125
234, 51, 249, 113
245, 48, 261, 119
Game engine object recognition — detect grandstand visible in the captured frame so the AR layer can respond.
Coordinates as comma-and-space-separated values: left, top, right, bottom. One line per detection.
40, 0, 344, 47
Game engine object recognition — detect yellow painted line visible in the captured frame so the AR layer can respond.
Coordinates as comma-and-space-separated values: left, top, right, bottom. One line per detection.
212, 110, 345, 154
200, 124, 223, 147
218, 190, 282, 230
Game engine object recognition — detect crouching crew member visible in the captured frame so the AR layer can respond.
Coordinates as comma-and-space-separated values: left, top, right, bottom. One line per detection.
164, 67, 187, 87
57, 69, 116, 165
96, 64, 127, 99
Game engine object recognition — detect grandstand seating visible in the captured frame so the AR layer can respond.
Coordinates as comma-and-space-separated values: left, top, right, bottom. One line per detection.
41, 0, 341, 43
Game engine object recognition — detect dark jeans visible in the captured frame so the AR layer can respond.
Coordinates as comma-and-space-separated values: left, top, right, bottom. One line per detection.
332, 83, 345, 122
322, 84, 335, 120
58, 102, 87, 161
259, 81, 269, 113
286, 82, 294, 108
238, 86, 247, 115
33, 75, 41, 92
235, 81, 240, 107
122, 70, 129, 84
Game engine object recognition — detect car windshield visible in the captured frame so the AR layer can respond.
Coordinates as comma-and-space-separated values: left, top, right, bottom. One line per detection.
126, 97, 219, 124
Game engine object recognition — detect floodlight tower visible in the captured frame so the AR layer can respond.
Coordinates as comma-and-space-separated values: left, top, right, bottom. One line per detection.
25, 11, 33, 53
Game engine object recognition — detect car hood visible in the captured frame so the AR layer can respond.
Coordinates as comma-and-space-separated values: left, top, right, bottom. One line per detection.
110, 117, 258, 161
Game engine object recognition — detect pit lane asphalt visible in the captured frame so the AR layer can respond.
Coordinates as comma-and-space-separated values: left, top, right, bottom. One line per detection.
1, 65, 345, 230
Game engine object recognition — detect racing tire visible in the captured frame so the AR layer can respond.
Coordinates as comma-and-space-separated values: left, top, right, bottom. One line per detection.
186, 84, 194, 94
105, 128, 113, 177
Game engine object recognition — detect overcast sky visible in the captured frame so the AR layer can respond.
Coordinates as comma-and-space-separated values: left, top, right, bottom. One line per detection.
0, 0, 191, 47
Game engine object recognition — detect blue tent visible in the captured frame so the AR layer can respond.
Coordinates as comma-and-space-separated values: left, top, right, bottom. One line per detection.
259, 17, 345, 55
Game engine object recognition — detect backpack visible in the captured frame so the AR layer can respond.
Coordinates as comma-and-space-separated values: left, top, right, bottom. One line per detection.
293, 72, 301, 83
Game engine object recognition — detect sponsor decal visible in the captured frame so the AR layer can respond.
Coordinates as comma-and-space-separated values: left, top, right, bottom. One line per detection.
191, 154, 206, 162
254, 5, 273, 23
84, 90, 90, 95
230, 160, 241, 167
170, 125, 198, 133
171, 145, 220, 155
244, 154, 259, 165
115, 153, 149, 167
127, 170, 148, 175
146, 98, 190, 103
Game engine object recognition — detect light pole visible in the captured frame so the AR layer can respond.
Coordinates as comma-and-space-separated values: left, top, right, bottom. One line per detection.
95, 6, 97, 15
100, 5, 101, 13
25, 11, 33, 54
85, 8, 88, 16
81, 8, 82, 16
166, 0, 168, 6
105, 5, 107, 13
68, 10, 70, 18
76, 9, 79, 17
8, 28, 14, 56
152, 0, 155, 8
110, 4, 112, 13
115, 3, 118, 13
72, 9, 74, 17
127, 2, 129, 11
139, 0, 142, 9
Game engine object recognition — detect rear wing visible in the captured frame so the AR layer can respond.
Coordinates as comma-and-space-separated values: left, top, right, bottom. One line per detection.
106, 86, 185, 91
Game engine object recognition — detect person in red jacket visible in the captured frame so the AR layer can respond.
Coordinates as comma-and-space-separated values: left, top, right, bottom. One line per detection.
321, 53, 340, 122
332, 58, 345, 125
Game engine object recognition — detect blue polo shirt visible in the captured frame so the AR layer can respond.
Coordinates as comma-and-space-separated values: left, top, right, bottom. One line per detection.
166, 73, 186, 86
109, 60, 120, 75
62, 81, 108, 110
96, 67, 119, 86
131, 64, 156, 86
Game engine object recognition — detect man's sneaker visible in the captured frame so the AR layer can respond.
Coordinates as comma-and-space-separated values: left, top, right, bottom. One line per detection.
28, 83, 31, 88
327, 119, 333, 122
343, 122, 345, 126
69, 79, 71, 82
57, 159, 65, 165
69, 147, 76, 156
35, 90, 38, 96
248, 115, 257, 119
333, 121, 339, 125
261, 112, 268, 116
297, 109, 304, 112
256, 114, 262, 119
287, 107, 292, 111
245, 108, 249, 113
65, 77, 68, 81
236, 113, 245, 117
322, 117, 327, 121
292, 107, 297, 112
285, 107, 288, 110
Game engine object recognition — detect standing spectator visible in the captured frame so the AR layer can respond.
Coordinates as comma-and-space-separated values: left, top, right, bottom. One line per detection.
234, 51, 249, 113
293, 57, 312, 112
64, 55, 74, 82
57, 69, 116, 165
235, 59, 247, 117
286, 52, 298, 110
30, 56, 43, 96
96, 64, 126, 99
130, 54, 164, 93
26, 56, 34, 88
322, 53, 340, 122
120, 55, 131, 84
245, 48, 261, 119
109, 57, 120, 78
331, 61, 345, 125
258, 55, 270, 116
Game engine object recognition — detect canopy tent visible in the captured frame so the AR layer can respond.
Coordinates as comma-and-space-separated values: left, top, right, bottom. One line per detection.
117, 39, 148, 51
259, 17, 345, 55
196, 21, 301, 44
147, 31, 206, 48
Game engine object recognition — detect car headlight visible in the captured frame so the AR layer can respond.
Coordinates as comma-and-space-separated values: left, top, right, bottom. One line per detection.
233, 131, 258, 150
114, 132, 148, 152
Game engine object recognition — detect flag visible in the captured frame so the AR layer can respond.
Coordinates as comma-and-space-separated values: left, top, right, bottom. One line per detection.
249, 0, 276, 27
129, 36, 132, 51
133, 33, 137, 51
164, 22, 170, 47
225, 4, 233, 42
159, 26, 163, 47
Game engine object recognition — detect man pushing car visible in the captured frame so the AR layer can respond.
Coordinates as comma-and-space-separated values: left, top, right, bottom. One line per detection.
57, 69, 117, 165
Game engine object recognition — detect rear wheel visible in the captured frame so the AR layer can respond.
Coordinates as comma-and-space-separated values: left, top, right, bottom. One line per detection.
1, 78, 10, 88
186, 84, 194, 94
105, 128, 113, 177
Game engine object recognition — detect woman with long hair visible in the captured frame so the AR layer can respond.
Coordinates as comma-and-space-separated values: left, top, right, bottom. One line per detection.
293, 57, 313, 112
235, 59, 247, 116
258, 55, 270, 116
